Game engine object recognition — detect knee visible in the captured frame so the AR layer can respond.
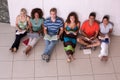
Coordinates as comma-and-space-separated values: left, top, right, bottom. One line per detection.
51, 41, 57, 46
77, 37, 82, 43
77, 38, 80, 42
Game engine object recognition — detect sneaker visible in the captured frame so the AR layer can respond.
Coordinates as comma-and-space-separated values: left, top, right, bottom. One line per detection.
41, 54, 46, 60
41, 54, 49, 60
45, 55, 50, 62
80, 45, 87, 50
46, 58, 50, 62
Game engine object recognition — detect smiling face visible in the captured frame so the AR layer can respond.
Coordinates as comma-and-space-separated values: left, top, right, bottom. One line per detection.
20, 11, 26, 16
50, 11, 57, 19
34, 12, 39, 19
70, 16, 75, 23
89, 16, 95, 23
103, 18, 109, 25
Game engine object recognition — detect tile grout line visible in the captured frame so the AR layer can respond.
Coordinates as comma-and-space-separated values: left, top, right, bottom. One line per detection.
34, 48, 35, 80
111, 57, 118, 80
55, 47, 59, 80
11, 53, 15, 80
89, 54, 95, 80
68, 58, 72, 80
89, 54, 118, 80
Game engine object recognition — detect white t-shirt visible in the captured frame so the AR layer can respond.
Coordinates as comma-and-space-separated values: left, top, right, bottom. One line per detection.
100, 23, 113, 34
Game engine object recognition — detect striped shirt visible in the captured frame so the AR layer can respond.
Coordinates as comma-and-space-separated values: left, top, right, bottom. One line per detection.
44, 17, 63, 36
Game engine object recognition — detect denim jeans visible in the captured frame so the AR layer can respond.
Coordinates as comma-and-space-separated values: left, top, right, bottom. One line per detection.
43, 40, 58, 56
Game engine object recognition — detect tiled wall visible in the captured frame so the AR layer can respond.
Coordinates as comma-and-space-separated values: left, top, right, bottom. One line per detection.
0, 0, 9, 23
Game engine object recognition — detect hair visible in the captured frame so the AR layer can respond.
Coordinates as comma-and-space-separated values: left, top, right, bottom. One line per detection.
50, 8, 57, 13
89, 12, 96, 18
66, 12, 79, 24
102, 15, 110, 22
20, 8, 27, 14
31, 8, 43, 19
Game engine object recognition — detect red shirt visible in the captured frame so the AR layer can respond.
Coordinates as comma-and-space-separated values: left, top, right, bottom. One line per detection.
81, 20, 99, 37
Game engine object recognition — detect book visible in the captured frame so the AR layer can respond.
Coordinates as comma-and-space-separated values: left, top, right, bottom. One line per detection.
44, 34, 58, 41
83, 49, 91, 54
16, 30, 26, 35
99, 35, 110, 43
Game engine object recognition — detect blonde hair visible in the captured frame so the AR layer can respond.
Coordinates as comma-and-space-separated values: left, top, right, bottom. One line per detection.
20, 8, 27, 14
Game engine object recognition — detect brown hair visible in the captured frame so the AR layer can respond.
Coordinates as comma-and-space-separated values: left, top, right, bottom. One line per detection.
31, 8, 43, 19
66, 12, 79, 24
50, 8, 57, 13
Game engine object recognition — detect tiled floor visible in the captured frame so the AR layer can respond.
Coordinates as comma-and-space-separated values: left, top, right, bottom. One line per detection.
0, 23, 120, 80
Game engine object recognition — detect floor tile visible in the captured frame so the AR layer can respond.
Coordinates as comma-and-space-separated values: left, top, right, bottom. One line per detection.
13, 61, 34, 78
57, 60, 70, 76
109, 36, 120, 57
13, 46, 34, 61
0, 79, 11, 80
0, 33, 14, 47
0, 62, 12, 78
89, 47, 101, 58
112, 57, 120, 73
0, 47, 13, 61
35, 60, 57, 77
71, 75, 94, 80
35, 77, 57, 80
12, 78, 34, 80
91, 58, 115, 74
116, 74, 120, 80
109, 44, 120, 57
70, 59, 92, 75
0, 23, 120, 80
58, 76, 71, 80
94, 74, 117, 80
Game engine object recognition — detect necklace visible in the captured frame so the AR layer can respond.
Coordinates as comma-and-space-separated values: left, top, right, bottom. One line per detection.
35, 18, 39, 25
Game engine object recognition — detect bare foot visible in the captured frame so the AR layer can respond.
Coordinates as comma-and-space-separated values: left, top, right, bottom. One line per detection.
71, 55, 76, 61
67, 55, 72, 63
67, 58, 71, 63
23, 49, 29, 56
12, 47, 17, 53
101, 56, 108, 61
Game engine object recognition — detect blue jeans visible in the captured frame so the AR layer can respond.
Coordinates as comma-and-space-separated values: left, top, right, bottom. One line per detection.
43, 40, 58, 56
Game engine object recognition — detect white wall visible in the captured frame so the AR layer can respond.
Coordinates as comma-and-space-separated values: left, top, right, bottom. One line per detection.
8, 0, 120, 36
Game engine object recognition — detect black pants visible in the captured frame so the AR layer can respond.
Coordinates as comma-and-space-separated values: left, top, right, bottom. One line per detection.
11, 32, 27, 49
